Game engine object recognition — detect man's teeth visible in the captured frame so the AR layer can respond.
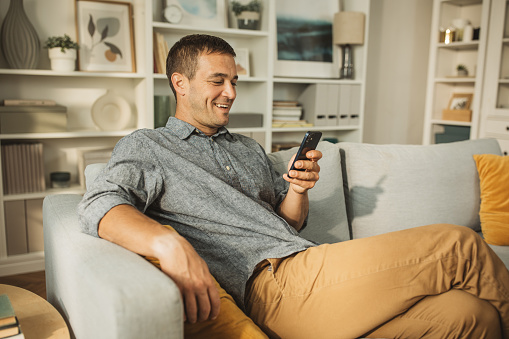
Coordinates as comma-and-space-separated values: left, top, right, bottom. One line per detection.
215, 104, 228, 108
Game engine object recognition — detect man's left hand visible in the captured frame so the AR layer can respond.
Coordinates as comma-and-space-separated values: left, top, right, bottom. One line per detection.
284, 150, 322, 194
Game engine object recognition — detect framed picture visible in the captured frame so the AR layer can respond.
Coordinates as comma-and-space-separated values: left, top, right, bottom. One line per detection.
76, 0, 136, 72
164, 0, 227, 28
448, 93, 473, 110
274, 0, 340, 78
235, 48, 250, 77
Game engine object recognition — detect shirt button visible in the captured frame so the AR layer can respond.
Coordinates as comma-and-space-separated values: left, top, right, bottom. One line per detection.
226, 166, 231, 171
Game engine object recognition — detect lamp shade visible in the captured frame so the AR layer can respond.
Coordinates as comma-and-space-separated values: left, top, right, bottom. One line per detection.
333, 12, 365, 45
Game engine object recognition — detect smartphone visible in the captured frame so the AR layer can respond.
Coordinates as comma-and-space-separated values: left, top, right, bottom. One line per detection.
288, 131, 322, 178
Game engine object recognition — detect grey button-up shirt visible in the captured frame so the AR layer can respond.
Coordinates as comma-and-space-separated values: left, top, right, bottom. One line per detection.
78, 117, 315, 308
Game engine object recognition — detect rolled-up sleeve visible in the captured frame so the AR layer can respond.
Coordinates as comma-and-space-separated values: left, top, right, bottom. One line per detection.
77, 134, 164, 237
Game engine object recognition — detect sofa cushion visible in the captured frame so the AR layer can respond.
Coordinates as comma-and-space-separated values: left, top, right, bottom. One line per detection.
339, 139, 502, 239
473, 154, 509, 246
268, 141, 350, 243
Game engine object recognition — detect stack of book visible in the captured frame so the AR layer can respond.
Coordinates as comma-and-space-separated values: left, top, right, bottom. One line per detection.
0, 99, 67, 134
1, 143, 45, 195
0, 294, 23, 339
272, 101, 312, 128
153, 32, 169, 74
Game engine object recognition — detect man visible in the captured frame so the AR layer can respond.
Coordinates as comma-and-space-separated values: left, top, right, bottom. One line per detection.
79, 34, 509, 338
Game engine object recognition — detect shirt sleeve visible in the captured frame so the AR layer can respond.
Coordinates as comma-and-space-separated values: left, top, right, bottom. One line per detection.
77, 132, 164, 237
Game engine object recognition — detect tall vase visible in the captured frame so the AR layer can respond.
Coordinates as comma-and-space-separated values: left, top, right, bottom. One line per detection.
1, 0, 40, 69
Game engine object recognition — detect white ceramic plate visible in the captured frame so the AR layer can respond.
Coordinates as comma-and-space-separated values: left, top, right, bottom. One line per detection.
91, 91, 132, 131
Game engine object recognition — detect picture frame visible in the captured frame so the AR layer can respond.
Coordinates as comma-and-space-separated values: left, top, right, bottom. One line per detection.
235, 48, 250, 77
448, 93, 473, 110
76, 0, 136, 72
274, 0, 340, 78
164, 0, 227, 29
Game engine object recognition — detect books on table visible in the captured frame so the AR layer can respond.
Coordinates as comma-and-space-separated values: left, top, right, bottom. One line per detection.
0, 294, 23, 339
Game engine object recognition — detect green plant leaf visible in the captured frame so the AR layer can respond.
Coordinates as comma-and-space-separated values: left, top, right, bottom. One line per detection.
104, 42, 123, 58
88, 14, 95, 37
101, 26, 109, 41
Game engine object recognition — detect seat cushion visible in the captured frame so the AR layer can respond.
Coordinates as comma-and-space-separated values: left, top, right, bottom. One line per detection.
339, 139, 502, 239
268, 141, 350, 243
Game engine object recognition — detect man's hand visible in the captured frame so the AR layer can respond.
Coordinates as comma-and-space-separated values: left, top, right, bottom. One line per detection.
283, 150, 322, 194
277, 150, 322, 231
98, 204, 220, 324
154, 232, 221, 324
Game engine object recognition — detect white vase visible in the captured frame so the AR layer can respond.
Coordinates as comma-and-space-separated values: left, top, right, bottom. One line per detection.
48, 48, 76, 72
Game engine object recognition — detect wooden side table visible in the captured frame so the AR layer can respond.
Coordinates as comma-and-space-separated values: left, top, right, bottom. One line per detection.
0, 284, 70, 339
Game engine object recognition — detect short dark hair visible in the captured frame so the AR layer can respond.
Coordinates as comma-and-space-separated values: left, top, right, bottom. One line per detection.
166, 34, 236, 98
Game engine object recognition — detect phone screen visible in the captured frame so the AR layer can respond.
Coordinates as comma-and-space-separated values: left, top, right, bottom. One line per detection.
288, 131, 322, 177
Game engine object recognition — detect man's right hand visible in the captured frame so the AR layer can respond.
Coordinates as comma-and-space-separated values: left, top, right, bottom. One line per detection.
154, 231, 221, 323
98, 204, 220, 324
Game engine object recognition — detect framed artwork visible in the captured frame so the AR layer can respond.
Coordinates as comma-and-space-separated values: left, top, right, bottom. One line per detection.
76, 0, 136, 72
164, 0, 227, 28
448, 93, 473, 110
274, 0, 340, 78
235, 48, 250, 77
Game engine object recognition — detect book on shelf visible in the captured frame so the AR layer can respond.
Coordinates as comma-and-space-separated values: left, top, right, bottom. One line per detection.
272, 120, 313, 128
153, 32, 169, 74
272, 100, 300, 107
1, 99, 56, 106
0, 105, 68, 134
78, 148, 114, 188
1, 143, 45, 195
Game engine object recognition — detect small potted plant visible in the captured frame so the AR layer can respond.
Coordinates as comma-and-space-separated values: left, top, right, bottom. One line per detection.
457, 64, 468, 77
231, 0, 262, 30
44, 34, 79, 72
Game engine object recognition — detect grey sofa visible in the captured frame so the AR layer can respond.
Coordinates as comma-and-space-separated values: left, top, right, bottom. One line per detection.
43, 138, 509, 339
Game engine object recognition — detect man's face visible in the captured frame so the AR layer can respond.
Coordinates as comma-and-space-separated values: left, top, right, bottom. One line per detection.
184, 52, 238, 135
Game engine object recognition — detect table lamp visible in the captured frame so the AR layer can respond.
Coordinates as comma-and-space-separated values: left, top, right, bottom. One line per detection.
333, 12, 365, 79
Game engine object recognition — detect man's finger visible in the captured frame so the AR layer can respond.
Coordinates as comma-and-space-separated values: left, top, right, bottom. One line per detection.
208, 283, 221, 320
184, 291, 199, 324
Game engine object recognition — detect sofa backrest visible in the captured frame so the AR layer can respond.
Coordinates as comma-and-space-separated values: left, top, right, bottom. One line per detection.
268, 141, 350, 244
338, 138, 502, 239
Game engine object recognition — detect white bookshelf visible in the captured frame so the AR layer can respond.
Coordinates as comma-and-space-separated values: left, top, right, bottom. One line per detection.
0, 0, 370, 275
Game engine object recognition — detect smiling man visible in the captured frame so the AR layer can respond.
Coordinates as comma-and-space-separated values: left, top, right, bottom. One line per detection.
78, 34, 509, 339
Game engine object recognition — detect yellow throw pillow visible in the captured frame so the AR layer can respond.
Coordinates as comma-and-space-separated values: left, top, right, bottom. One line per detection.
473, 154, 509, 246
144, 225, 267, 339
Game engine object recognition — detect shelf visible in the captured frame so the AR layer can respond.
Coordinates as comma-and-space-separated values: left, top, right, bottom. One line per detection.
0, 130, 136, 140
273, 77, 362, 85
430, 119, 472, 126
441, 0, 482, 5
0, 69, 146, 78
272, 125, 360, 133
3, 185, 86, 202
437, 41, 479, 50
435, 77, 476, 83
152, 22, 269, 38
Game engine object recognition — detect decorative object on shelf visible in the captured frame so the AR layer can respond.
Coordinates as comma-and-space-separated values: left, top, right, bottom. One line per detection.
50, 172, 71, 188
333, 11, 365, 79
0, 0, 40, 69
456, 64, 468, 77
451, 18, 469, 41
444, 26, 455, 44
44, 35, 79, 72
463, 23, 473, 43
76, 0, 136, 72
163, 1, 184, 24
91, 90, 132, 131
274, 0, 340, 78
0, 104, 68, 134
230, 0, 262, 30
442, 92, 473, 122
163, 0, 227, 28
235, 48, 250, 77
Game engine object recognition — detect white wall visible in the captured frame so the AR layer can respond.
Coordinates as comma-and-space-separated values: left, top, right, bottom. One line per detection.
364, 0, 433, 144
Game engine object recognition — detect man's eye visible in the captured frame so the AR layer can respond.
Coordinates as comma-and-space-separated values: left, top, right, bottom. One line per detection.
232, 82, 238, 87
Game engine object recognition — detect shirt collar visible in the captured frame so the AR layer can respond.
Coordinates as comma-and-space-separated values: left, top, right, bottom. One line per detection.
165, 117, 233, 141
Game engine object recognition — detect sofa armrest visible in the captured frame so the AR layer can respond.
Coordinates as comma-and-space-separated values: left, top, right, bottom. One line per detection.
43, 194, 184, 339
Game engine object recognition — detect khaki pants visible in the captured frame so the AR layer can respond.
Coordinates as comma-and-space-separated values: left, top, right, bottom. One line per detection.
245, 224, 509, 339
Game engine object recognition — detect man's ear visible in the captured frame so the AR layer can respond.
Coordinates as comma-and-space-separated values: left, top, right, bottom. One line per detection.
171, 73, 187, 97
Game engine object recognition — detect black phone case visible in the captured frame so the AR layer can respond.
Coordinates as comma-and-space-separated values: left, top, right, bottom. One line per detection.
288, 131, 322, 177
